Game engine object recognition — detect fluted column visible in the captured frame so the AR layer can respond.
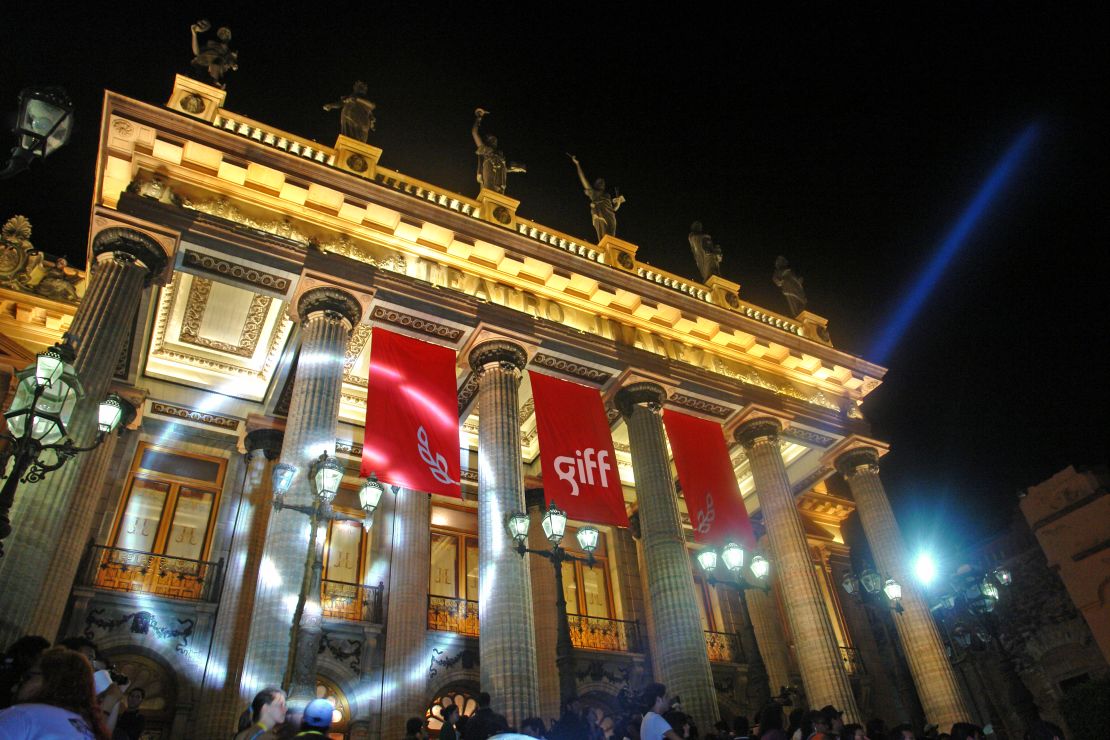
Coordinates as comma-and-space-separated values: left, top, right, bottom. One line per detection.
836, 446, 973, 729
467, 340, 538, 726
735, 417, 859, 720
27, 391, 140, 638
240, 287, 362, 699
0, 228, 167, 645
381, 488, 431, 740
617, 382, 718, 731
744, 580, 794, 695
198, 426, 284, 737
526, 491, 561, 721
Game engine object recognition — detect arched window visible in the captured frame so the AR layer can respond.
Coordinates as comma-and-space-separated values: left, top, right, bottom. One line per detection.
315, 676, 350, 739
426, 688, 478, 736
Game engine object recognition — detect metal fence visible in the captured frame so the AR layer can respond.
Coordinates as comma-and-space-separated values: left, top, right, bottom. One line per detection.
427, 595, 480, 636
81, 544, 224, 603
321, 579, 384, 622
704, 630, 744, 663
567, 614, 642, 653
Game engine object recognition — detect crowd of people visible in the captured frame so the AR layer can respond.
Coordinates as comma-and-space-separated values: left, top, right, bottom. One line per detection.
0, 634, 1070, 740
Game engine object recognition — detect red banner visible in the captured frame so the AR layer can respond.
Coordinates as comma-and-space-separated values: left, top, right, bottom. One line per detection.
362, 328, 461, 498
662, 409, 754, 547
529, 371, 628, 527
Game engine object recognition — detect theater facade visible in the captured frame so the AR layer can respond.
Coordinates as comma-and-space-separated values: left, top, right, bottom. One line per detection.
0, 75, 972, 739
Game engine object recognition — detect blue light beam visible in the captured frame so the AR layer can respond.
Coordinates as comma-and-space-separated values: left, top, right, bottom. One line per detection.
869, 124, 1040, 364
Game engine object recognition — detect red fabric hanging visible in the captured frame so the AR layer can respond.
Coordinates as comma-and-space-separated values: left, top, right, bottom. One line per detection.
662, 409, 755, 547
361, 328, 461, 498
529, 371, 628, 527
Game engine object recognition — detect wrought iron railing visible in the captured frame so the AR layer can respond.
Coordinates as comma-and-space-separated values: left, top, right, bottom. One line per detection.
82, 545, 223, 603
704, 630, 744, 663
567, 614, 642, 653
428, 595, 480, 637
840, 645, 866, 675
320, 579, 384, 623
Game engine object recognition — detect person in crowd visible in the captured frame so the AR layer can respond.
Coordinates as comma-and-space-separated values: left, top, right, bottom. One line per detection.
294, 698, 334, 737
787, 708, 807, 740
521, 716, 548, 738
0, 645, 111, 738
866, 719, 886, 740
640, 683, 683, 740
440, 703, 461, 740
620, 712, 643, 740
732, 715, 751, 739
888, 725, 917, 740
0, 635, 49, 710
1026, 719, 1065, 740
839, 723, 866, 740
235, 687, 287, 740
59, 636, 127, 735
549, 697, 590, 740
714, 718, 735, 738
803, 709, 832, 740
405, 716, 428, 739
114, 686, 146, 740
949, 724, 984, 740
757, 703, 788, 740
663, 708, 691, 738
820, 707, 845, 737
461, 691, 509, 740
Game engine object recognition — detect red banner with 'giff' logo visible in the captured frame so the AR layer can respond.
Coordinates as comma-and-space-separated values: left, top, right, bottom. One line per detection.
663, 409, 754, 547
529, 371, 628, 527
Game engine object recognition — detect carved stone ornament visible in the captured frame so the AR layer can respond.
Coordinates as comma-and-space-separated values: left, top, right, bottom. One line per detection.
615, 382, 666, 419
245, 427, 285, 460
733, 416, 783, 449
297, 286, 363, 326
91, 227, 168, 286
467, 340, 527, 375
0, 215, 41, 290
834, 446, 881, 479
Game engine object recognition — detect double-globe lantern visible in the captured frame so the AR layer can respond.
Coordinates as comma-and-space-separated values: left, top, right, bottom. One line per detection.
508, 503, 599, 554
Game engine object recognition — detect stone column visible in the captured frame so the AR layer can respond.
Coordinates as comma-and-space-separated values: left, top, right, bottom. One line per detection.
239, 287, 362, 698
27, 390, 140, 639
467, 340, 539, 726
0, 227, 168, 646
617, 382, 718, 731
735, 417, 859, 720
381, 488, 431, 740
197, 426, 284, 738
836, 447, 973, 730
526, 491, 562, 721
744, 583, 793, 696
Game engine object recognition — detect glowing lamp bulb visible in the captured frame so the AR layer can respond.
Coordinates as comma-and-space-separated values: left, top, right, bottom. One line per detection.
507, 512, 530, 544
697, 549, 718, 573
913, 553, 938, 586
576, 526, 600, 554
721, 542, 745, 573
750, 555, 770, 581
541, 503, 567, 545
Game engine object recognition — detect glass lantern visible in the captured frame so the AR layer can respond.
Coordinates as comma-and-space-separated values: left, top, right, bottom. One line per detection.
992, 567, 1012, 587
721, 542, 746, 573
750, 555, 770, 581
359, 474, 385, 515
507, 512, 530, 545
859, 568, 882, 595
271, 462, 297, 499
576, 526, 600, 554
842, 572, 860, 595
311, 453, 344, 503
697, 549, 719, 573
541, 503, 567, 545
16, 87, 74, 158
97, 394, 125, 434
882, 578, 903, 602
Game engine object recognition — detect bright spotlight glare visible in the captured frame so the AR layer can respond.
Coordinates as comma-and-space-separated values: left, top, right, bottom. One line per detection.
914, 553, 937, 586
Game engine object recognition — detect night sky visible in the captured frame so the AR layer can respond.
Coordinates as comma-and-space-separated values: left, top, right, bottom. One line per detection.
2, 6, 1105, 552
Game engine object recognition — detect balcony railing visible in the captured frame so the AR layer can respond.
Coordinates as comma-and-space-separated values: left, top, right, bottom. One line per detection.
568, 614, 642, 653
428, 595, 480, 637
82, 545, 223, 603
840, 645, 866, 675
320, 579, 384, 623
704, 630, 744, 663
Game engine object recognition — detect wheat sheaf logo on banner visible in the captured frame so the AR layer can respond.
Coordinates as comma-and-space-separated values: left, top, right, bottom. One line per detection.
417, 426, 457, 486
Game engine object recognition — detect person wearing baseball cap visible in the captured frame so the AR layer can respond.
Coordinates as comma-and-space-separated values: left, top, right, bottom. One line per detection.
295, 698, 334, 737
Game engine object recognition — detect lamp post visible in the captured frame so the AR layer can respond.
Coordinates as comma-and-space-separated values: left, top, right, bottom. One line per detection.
507, 502, 600, 709
841, 566, 905, 614
696, 542, 773, 710
928, 564, 1040, 732
273, 451, 384, 703
1, 341, 128, 556
1, 87, 74, 179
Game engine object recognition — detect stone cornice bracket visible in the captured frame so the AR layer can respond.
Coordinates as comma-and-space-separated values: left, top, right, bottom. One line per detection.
833, 446, 882, 480
91, 227, 171, 287
245, 427, 285, 461
467, 340, 528, 377
109, 386, 148, 431
615, 381, 666, 420
296, 286, 364, 328
733, 415, 784, 450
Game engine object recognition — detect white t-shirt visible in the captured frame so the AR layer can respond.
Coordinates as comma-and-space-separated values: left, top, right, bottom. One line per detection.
640, 711, 673, 740
0, 703, 97, 738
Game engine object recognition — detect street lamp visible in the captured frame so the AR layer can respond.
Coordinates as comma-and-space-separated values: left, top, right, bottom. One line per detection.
507, 501, 599, 708
1, 341, 128, 556
273, 451, 381, 702
928, 563, 1039, 731
1, 87, 74, 179
840, 565, 903, 613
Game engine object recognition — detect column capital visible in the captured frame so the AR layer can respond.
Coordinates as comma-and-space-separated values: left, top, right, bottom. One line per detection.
297, 286, 363, 326
467, 340, 527, 375
733, 415, 783, 449
91, 227, 170, 287
834, 446, 882, 479
615, 381, 666, 419
245, 428, 285, 460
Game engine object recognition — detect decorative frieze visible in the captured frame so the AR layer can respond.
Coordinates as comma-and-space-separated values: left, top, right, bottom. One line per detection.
667, 393, 731, 419
530, 353, 612, 385
782, 426, 837, 448
370, 306, 464, 341
181, 250, 291, 293
149, 401, 240, 431
457, 372, 479, 418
